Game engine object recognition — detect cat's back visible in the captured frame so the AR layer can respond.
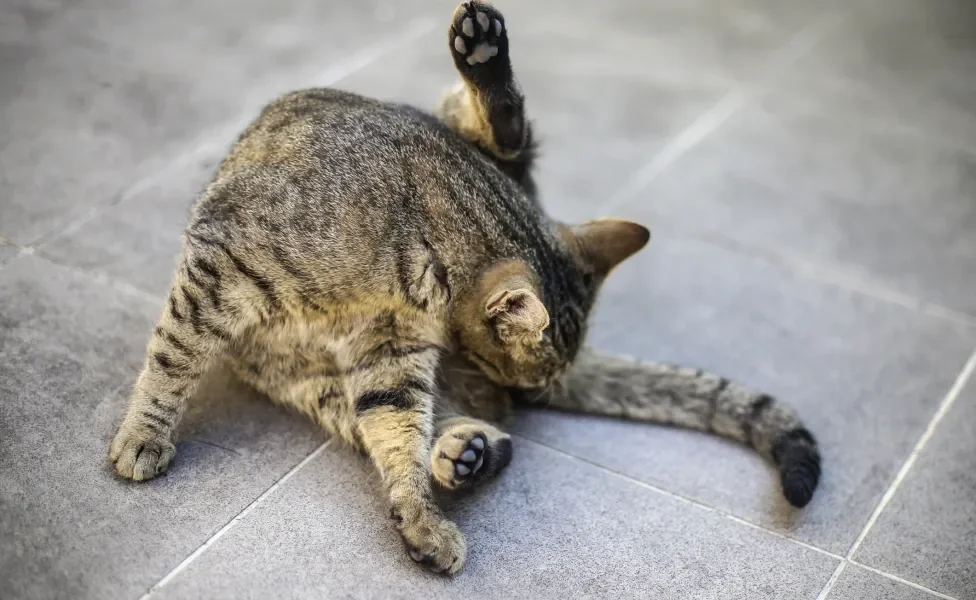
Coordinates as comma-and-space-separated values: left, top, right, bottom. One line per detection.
180, 88, 536, 309
192, 88, 510, 245
187, 89, 537, 284
216, 88, 472, 200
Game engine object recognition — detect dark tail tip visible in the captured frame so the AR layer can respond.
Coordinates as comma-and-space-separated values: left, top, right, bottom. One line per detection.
773, 428, 821, 508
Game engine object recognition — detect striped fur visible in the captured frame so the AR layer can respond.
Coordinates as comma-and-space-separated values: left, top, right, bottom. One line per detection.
109, 1, 819, 576
512, 349, 821, 508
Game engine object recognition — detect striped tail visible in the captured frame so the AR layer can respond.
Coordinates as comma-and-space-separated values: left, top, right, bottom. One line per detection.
521, 348, 821, 508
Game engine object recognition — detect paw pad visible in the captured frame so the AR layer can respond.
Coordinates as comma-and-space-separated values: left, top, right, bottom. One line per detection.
453, 433, 485, 478
451, 3, 505, 67
435, 431, 487, 486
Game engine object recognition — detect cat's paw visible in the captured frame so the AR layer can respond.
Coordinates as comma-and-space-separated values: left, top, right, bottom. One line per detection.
398, 514, 466, 575
450, 2, 509, 78
432, 430, 489, 489
109, 419, 176, 481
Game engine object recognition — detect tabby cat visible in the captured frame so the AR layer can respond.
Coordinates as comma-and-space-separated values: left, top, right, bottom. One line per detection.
109, 1, 821, 574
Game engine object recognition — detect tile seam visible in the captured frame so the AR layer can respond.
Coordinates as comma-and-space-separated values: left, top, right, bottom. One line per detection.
815, 345, 976, 599
519, 435, 964, 600
605, 12, 840, 213
139, 440, 332, 598
845, 346, 976, 559
31, 17, 438, 251
515, 435, 842, 560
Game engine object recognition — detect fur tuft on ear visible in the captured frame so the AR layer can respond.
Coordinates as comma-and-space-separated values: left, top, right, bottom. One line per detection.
485, 288, 549, 341
573, 218, 650, 275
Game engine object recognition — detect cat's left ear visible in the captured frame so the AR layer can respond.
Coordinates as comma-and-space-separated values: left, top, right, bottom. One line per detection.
485, 287, 550, 342
572, 218, 650, 275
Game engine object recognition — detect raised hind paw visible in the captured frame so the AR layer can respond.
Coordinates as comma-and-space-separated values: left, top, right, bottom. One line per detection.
450, 2, 510, 80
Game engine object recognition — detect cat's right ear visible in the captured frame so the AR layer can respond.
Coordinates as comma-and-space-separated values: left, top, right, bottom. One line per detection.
571, 218, 650, 276
485, 287, 549, 342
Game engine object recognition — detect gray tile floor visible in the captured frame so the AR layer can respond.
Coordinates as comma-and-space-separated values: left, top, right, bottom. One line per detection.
2, 0, 974, 598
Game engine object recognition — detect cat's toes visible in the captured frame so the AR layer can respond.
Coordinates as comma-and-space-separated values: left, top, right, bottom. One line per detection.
433, 431, 488, 489
399, 515, 467, 575
453, 433, 487, 478
450, 2, 507, 70
109, 420, 176, 481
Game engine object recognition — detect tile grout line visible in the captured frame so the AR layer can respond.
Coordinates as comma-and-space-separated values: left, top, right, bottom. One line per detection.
30, 16, 438, 252
513, 434, 842, 561
815, 561, 959, 600
139, 440, 332, 599
815, 345, 976, 600
814, 561, 850, 600
847, 344, 976, 555
651, 218, 976, 330
12, 247, 166, 305
30, 248, 165, 306
591, 3, 975, 334
847, 560, 960, 600
605, 12, 840, 214
0, 236, 27, 273
519, 434, 964, 600
0, 235, 24, 249
604, 88, 746, 211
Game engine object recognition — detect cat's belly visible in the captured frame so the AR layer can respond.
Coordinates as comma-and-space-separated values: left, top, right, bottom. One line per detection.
227, 307, 447, 445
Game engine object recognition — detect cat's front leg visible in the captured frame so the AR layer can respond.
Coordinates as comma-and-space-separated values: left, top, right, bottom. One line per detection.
355, 365, 466, 574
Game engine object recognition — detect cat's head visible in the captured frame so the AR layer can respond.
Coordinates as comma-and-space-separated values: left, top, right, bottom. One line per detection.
455, 218, 649, 389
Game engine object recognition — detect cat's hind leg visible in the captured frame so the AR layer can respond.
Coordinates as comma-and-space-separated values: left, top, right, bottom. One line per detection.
109, 231, 263, 480
436, 2, 534, 168
431, 416, 513, 491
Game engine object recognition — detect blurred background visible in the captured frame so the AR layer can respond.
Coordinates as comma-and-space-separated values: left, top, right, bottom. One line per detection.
1, 1, 974, 599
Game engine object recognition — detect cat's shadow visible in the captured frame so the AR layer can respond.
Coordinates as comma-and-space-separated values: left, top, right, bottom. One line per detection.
179, 362, 323, 455
100, 363, 323, 482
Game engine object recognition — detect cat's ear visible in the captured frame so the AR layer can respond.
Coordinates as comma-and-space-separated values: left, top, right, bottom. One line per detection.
485, 287, 550, 342
572, 218, 650, 275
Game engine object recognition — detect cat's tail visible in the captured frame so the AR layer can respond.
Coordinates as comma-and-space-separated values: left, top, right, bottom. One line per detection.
521, 348, 821, 508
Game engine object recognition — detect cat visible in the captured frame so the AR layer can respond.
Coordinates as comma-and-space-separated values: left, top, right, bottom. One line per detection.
109, 1, 820, 575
